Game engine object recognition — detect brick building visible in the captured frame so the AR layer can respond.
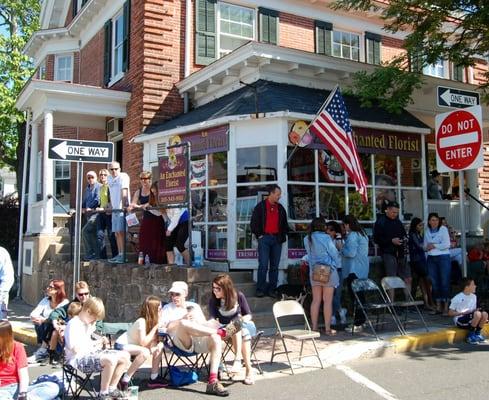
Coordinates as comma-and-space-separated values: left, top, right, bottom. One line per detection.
15, 0, 489, 281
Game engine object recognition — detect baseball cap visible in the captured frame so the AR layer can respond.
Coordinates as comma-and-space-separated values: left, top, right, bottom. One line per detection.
169, 281, 188, 295
86, 171, 97, 178
386, 201, 400, 209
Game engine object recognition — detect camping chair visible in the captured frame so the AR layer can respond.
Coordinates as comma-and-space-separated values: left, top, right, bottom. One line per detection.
381, 276, 429, 333
62, 358, 99, 400
159, 332, 209, 384
351, 278, 406, 340
270, 300, 323, 375
220, 330, 264, 378
97, 322, 132, 348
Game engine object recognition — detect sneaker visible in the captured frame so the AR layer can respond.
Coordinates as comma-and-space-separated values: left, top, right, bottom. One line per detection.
466, 333, 479, 345
27, 347, 48, 364
223, 317, 243, 340
108, 388, 125, 398
108, 255, 120, 263
339, 308, 348, 325
331, 316, 337, 326
255, 291, 265, 298
475, 333, 486, 343
147, 375, 168, 388
206, 381, 229, 397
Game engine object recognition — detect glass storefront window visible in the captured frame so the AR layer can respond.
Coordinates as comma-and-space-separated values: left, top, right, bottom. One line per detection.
236, 185, 269, 221
400, 157, 422, 187
401, 190, 423, 221
348, 188, 374, 221
208, 225, 227, 259
375, 154, 397, 186
319, 186, 345, 220
191, 157, 206, 186
237, 146, 277, 183
208, 187, 227, 222
236, 223, 254, 251
288, 147, 315, 182
208, 152, 227, 186
191, 189, 205, 222
288, 185, 315, 220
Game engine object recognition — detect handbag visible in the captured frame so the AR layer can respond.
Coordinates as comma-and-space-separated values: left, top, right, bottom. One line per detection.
312, 264, 331, 284
169, 366, 198, 386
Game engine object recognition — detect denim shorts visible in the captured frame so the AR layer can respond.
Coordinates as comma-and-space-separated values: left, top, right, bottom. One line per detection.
111, 211, 126, 233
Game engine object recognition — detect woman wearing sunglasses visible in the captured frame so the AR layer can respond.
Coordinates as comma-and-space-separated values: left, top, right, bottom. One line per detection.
208, 273, 256, 385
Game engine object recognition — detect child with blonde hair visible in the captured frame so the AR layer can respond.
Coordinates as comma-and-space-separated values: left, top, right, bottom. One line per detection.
64, 297, 131, 399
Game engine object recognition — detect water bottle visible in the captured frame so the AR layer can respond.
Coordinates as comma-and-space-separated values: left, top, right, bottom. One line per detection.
138, 252, 144, 265
0, 302, 7, 320
144, 254, 150, 265
193, 246, 203, 268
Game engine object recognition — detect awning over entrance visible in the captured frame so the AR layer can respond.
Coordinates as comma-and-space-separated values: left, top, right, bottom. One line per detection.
143, 80, 430, 137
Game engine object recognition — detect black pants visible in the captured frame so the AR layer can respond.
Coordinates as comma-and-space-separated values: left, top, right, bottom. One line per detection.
346, 273, 366, 326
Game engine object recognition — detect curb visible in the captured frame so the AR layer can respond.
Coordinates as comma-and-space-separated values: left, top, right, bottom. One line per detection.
13, 326, 38, 347
389, 325, 489, 352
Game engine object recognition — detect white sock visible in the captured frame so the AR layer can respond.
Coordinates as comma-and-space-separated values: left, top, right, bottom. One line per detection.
151, 373, 158, 380
108, 386, 116, 392
100, 390, 109, 395
122, 373, 130, 383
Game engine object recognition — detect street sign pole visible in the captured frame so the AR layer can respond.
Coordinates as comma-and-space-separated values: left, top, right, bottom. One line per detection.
73, 161, 84, 298
459, 171, 467, 277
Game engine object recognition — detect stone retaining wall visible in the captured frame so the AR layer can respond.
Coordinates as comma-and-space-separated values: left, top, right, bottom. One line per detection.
27, 260, 213, 322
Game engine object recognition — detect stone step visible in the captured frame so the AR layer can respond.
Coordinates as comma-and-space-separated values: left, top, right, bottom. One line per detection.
49, 243, 71, 257
247, 296, 276, 313
233, 282, 256, 297
252, 310, 303, 329
210, 270, 254, 284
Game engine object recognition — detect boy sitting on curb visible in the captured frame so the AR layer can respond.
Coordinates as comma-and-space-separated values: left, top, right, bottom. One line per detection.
448, 278, 488, 344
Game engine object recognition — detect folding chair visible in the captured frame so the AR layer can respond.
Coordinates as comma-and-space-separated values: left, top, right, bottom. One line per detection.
159, 332, 209, 384
270, 300, 323, 375
351, 278, 406, 340
62, 358, 99, 400
220, 330, 264, 378
381, 276, 429, 332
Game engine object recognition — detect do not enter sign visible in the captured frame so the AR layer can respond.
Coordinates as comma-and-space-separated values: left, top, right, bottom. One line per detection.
435, 105, 483, 172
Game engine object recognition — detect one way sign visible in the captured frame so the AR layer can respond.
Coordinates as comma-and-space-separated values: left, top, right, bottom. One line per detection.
48, 139, 114, 164
437, 86, 480, 109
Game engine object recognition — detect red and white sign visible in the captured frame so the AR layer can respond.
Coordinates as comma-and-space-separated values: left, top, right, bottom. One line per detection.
435, 105, 483, 172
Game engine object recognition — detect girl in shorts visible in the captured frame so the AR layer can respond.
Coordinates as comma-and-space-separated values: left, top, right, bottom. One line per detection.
64, 297, 130, 399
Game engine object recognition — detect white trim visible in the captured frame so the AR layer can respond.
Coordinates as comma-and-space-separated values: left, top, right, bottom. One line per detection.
54, 53, 74, 82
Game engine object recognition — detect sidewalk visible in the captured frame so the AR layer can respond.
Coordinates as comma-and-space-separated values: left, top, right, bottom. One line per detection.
10, 298, 489, 380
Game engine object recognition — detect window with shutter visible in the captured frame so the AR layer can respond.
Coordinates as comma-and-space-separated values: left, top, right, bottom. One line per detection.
122, 0, 130, 72
453, 64, 464, 82
218, 3, 255, 57
258, 8, 278, 45
103, 20, 112, 86
409, 48, 423, 73
315, 21, 332, 56
365, 32, 381, 65
196, 0, 217, 65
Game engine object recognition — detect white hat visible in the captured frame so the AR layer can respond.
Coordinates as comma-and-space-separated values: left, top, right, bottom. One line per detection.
86, 170, 97, 178
169, 281, 188, 295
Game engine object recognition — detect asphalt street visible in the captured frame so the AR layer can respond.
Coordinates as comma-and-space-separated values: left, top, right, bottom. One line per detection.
28, 341, 489, 400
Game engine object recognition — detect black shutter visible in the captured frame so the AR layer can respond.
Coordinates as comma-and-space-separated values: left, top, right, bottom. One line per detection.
259, 8, 279, 45
103, 20, 112, 86
315, 21, 333, 55
81, 0, 88, 6
195, 0, 217, 65
122, 1, 131, 72
365, 32, 381, 65
72, 0, 78, 18
410, 48, 423, 73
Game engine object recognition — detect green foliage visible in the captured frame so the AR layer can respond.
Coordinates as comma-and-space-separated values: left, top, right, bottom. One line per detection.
0, 0, 40, 168
332, 0, 489, 112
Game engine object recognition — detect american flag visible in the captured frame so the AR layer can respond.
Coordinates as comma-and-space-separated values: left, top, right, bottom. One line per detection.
309, 86, 368, 203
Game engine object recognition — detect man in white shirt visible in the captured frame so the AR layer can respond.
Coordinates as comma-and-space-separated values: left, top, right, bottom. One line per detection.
160, 281, 242, 397
107, 161, 130, 264
0, 246, 15, 307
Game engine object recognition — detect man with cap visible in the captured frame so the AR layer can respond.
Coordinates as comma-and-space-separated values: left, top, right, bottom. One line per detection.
160, 281, 242, 397
81, 170, 101, 260
373, 201, 411, 290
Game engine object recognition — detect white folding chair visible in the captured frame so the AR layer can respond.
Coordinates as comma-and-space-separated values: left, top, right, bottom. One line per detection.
270, 300, 323, 374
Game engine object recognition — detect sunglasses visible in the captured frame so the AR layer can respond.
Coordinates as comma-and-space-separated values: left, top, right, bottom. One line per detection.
170, 292, 181, 297
212, 286, 222, 291
99, 173, 107, 176
110, 168, 119, 171
87, 176, 96, 179
140, 177, 150, 181
77, 292, 90, 297
47, 285, 56, 289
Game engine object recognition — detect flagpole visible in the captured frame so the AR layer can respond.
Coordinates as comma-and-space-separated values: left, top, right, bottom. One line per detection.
283, 85, 339, 168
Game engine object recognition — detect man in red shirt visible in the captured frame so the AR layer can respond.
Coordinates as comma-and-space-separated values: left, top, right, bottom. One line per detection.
250, 185, 289, 298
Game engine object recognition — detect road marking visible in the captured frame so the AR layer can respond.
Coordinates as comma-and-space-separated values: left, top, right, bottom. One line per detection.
336, 365, 399, 400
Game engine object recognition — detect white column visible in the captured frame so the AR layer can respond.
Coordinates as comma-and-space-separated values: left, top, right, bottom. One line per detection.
466, 168, 482, 234
41, 110, 54, 234
27, 122, 39, 234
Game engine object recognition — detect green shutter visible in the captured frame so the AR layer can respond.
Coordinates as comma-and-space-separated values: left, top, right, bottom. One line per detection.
103, 20, 112, 86
259, 8, 279, 45
453, 64, 464, 82
410, 47, 423, 73
72, 0, 78, 18
315, 21, 332, 55
365, 32, 381, 65
122, 1, 131, 72
195, 0, 217, 65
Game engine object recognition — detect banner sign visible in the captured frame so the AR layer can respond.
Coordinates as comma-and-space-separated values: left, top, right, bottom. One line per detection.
158, 153, 188, 205
176, 125, 229, 156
